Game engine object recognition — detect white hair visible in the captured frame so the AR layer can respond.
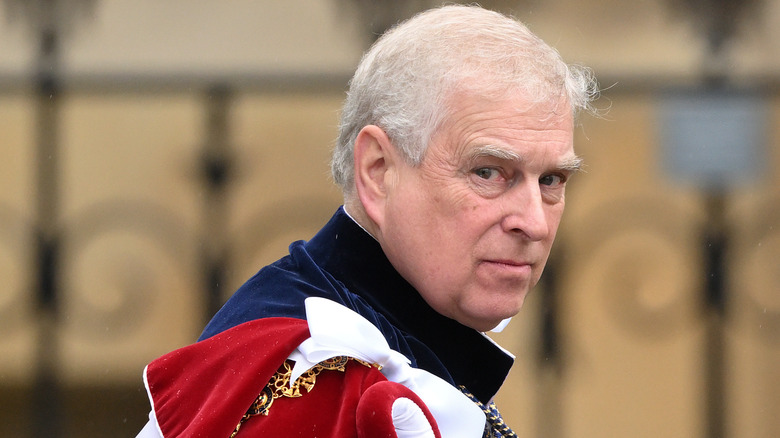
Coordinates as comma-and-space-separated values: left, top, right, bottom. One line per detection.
332, 4, 598, 194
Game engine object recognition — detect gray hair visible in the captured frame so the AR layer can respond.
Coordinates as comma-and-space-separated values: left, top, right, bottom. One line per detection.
331, 4, 598, 194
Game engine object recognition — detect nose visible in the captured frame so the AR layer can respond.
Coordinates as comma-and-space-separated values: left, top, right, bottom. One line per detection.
500, 183, 550, 241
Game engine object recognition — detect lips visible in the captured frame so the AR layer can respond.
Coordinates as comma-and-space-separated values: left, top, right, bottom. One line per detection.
481, 259, 533, 275
489, 259, 530, 267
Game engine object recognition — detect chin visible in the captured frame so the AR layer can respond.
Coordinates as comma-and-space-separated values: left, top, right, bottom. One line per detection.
481, 302, 524, 330
467, 309, 521, 332
469, 319, 510, 332
443, 289, 526, 330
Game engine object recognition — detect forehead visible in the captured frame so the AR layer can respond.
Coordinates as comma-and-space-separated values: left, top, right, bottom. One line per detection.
430, 94, 575, 163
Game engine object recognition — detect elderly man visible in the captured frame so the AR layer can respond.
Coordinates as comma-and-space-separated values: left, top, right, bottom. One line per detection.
137, 4, 596, 438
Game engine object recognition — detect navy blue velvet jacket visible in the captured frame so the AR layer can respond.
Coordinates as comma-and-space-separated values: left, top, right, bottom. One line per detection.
199, 207, 513, 404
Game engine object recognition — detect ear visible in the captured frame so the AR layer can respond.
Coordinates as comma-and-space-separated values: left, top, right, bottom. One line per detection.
353, 125, 397, 229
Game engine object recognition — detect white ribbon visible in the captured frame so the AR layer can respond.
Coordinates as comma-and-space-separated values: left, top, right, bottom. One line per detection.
287, 297, 486, 438
392, 397, 437, 438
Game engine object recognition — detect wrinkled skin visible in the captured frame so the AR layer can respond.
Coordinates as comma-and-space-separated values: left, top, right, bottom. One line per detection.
372, 95, 580, 332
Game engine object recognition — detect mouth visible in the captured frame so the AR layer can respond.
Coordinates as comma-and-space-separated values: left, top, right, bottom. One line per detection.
482, 259, 533, 274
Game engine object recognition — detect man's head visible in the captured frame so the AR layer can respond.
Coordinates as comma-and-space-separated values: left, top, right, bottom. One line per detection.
333, 5, 597, 331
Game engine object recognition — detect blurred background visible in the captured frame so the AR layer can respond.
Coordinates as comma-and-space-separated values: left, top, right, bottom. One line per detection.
0, 0, 778, 437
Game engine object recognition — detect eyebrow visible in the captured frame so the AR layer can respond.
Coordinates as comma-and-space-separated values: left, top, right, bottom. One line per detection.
558, 155, 584, 173
468, 144, 522, 161
468, 144, 584, 173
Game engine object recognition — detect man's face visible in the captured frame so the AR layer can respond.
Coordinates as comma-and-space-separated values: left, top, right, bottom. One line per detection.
377, 93, 579, 331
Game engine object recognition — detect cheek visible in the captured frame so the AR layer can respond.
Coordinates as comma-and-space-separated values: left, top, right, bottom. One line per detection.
548, 204, 566, 236
429, 186, 483, 224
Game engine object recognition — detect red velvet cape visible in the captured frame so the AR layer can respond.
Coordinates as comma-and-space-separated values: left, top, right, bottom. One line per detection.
143, 317, 440, 437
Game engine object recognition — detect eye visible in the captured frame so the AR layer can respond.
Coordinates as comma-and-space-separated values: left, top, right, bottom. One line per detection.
539, 173, 565, 187
473, 167, 501, 180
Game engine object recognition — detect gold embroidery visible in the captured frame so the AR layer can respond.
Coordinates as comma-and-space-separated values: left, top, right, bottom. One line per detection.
458, 385, 518, 438
230, 356, 377, 437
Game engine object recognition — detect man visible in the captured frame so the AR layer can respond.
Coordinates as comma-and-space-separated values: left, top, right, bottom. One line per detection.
137, 4, 597, 438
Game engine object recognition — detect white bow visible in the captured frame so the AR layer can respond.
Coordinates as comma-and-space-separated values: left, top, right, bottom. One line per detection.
287, 297, 486, 438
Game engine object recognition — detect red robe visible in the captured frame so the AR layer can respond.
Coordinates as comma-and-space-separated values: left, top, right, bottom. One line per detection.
142, 317, 441, 437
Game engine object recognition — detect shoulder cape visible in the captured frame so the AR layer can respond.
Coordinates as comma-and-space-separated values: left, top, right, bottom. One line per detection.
138, 298, 486, 438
